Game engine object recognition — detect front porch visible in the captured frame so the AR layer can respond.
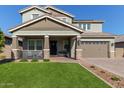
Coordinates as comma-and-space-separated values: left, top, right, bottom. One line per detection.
11, 35, 82, 60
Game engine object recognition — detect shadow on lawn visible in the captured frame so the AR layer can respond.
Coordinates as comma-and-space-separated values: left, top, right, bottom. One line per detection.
0, 59, 14, 64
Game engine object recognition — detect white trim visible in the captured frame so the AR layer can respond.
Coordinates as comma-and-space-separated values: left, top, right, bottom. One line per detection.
12, 35, 17, 37
14, 31, 80, 36
44, 35, 49, 38
9, 15, 83, 33
19, 5, 50, 14
80, 23, 91, 31
77, 35, 81, 38
110, 51, 115, 52
44, 6, 74, 18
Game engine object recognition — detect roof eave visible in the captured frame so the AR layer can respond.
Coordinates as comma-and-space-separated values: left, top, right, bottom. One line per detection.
44, 6, 75, 18
19, 5, 50, 14
9, 15, 83, 33
73, 20, 104, 23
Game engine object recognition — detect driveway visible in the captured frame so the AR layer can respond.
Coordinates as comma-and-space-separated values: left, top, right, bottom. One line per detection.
80, 58, 124, 78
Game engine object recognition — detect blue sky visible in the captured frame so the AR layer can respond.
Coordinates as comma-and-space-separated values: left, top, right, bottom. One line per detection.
0, 5, 124, 35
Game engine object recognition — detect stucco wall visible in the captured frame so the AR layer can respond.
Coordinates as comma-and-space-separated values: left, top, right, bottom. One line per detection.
46, 8, 73, 24
22, 8, 46, 23
73, 23, 102, 32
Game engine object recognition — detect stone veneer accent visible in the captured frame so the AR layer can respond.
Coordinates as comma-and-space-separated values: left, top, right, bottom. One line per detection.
76, 35, 82, 59
43, 35, 50, 59
12, 36, 20, 59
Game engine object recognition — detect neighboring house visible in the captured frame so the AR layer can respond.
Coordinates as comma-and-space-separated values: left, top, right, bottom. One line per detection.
1, 35, 12, 59
115, 35, 124, 58
0, 34, 22, 59
9, 5, 115, 60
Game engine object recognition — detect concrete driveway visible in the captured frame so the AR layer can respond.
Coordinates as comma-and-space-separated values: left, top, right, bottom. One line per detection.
82, 58, 124, 78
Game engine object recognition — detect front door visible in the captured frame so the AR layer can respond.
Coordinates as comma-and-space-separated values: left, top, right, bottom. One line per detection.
50, 40, 57, 55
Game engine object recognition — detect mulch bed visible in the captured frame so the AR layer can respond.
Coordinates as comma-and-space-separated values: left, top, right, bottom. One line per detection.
79, 60, 124, 88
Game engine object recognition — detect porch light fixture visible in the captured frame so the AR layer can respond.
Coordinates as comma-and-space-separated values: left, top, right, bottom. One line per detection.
111, 43, 114, 46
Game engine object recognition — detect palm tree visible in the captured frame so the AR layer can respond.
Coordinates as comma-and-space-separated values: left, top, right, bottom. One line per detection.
0, 28, 5, 52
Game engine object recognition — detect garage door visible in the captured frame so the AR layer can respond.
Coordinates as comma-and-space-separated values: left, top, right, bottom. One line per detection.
81, 41, 109, 58
115, 48, 124, 58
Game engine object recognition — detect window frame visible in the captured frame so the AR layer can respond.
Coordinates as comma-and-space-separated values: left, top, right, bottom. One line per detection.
27, 39, 43, 50
80, 23, 91, 31
31, 14, 39, 19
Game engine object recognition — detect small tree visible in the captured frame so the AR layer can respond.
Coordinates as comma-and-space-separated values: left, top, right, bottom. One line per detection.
0, 28, 5, 52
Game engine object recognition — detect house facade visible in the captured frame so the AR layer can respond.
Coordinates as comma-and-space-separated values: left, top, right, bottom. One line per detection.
9, 5, 115, 60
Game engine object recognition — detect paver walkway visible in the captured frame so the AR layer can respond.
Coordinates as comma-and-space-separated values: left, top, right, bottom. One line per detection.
50, 56, 77, 63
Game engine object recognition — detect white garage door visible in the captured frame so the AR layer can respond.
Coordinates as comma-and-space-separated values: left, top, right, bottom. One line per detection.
81, 41, 109, 58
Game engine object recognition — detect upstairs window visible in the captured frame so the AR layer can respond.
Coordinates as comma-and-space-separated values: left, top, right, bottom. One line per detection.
87, 24, 91, 30
80, 23, 91, 31
62, 18, 67, 22
31, 14, 39, 19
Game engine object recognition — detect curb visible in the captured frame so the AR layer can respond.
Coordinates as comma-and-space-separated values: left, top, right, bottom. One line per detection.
78, 62, 114, 88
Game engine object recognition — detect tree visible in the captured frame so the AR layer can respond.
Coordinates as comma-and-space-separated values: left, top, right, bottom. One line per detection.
0, 28, 5, 52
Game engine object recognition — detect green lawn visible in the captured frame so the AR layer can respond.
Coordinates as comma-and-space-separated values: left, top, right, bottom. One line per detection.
0, 62, 111, 88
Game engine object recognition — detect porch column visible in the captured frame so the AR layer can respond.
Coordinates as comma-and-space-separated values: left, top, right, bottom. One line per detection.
109, 39, 115, 58
76, 35, 82, 60
43, 35, 50, 59
12, 35, 20, 59
70, 37, 76, 59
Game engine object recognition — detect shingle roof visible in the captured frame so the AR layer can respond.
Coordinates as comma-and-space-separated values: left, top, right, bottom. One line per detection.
81, 32, 115, 37
73, 20, 104, 23
115, 35, 124, 42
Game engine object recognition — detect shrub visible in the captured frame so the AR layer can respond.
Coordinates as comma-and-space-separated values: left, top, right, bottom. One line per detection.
31, 59, 38, 62
0, 54, 6, 59
100, 70, 106, 74
43, 59, 50, 62
90, 65, 95, 69
111, 76, 120, 81
19, 59, 28, 62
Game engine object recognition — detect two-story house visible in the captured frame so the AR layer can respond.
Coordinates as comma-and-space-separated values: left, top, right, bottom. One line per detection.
9, 5, 115, 60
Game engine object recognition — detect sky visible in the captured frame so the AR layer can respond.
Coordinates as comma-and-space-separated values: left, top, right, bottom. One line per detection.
0, 5, 124, 35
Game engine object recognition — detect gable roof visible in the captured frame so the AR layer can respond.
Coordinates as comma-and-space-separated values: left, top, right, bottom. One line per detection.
9, 15, 83, 33
44, 5, 74, 18
19, 5, 50, 14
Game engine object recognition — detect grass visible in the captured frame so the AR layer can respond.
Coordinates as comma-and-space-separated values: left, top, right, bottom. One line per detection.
0, 62, 111, 88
